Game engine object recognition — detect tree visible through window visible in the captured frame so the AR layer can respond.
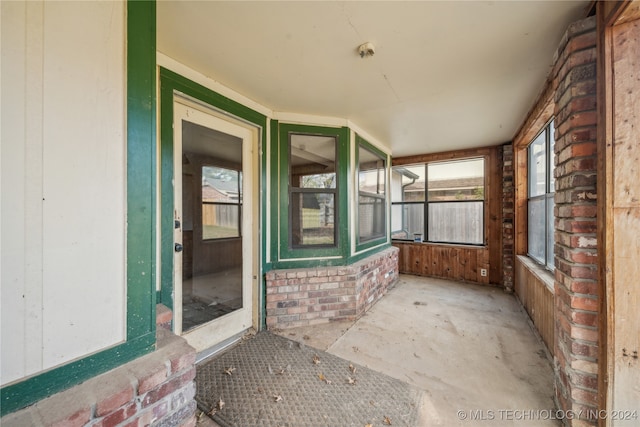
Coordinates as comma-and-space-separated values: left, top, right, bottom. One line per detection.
202, 166, 241, 240
528, 120, 555, 269
289, 133, 337, 247
391, 158, 485, 245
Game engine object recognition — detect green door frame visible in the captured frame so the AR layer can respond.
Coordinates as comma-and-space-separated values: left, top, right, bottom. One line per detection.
158, 67, 268, 329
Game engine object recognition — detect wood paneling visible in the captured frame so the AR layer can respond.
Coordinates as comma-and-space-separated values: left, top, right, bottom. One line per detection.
598, 7, 640, 418
193, 238, 242, 275
394, 242, 490, 285
515, 257, 555, 354
393, 145, 502, 286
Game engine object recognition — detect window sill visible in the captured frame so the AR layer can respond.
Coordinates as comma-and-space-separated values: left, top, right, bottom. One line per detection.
392, 240, 487, 250
516, 255, 555, 293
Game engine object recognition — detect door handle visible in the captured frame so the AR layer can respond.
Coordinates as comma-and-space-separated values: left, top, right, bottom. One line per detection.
174, 243, 183, 253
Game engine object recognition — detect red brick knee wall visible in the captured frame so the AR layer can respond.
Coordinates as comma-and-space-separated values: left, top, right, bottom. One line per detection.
551, 16, 599, 425
265, 247, 399, 329
501, 143, 515, 293
1, 328, 197, 427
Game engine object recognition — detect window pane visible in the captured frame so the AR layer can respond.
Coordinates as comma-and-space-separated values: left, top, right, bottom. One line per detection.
428, 202, 483, 244
391, 165, 425, 202
546, 194, 555, 268
202, 167, 240, 202
528, 197, 545, 263
359, 195, 385, 242
290, 134, 336, 189
358, 146, 385, 196
202, 166, 241, 240
391, 203, 423, 240
549, 121, 556, 193
291, 192, 335, 246
428, 158, 484, 201
358, 145, 386, 243
202, 204, 239, 239
528, 132, 546, 197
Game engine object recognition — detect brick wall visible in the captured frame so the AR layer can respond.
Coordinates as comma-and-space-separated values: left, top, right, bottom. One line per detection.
501, 143, 515, 292
551, 16, 599, 426
1, 308, 197, 427
265, 247, 399, 329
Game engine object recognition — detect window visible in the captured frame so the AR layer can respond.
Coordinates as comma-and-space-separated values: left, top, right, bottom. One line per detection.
289, 133, 337, 247
527, 120, 555, 269
202, 166, 241, 239
357, 141, 387, 243
391, 158, 485, 245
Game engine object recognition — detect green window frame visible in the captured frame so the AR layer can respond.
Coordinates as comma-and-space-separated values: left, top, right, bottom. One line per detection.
356, 136, 388, 249
277, 124, 348, 262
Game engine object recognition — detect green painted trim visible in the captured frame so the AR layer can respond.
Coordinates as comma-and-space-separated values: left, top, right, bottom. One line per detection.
126, 0, 157, 341
158, 67, 267, 321
270, 244, 392, 270
354, 135, 389, 252
1, 1, 156, 415
159, 80, 175, 311
349, 243, 393, 264
1, 334, 155, 416
268, 120, 280, 271
275, 124, 349, 264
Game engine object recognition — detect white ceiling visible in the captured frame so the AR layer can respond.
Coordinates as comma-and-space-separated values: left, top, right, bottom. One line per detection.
157, 1, 590, 157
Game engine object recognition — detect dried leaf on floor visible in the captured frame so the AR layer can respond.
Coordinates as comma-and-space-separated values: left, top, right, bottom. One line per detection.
317, 372, 332, 384
217, 398, 225, 411
353, 346, 360, 352
365, 424, 373, 427
274, 364, 291, 375
347, 376, 357, 385
273, 394, 283, 402
312, 354, 321, 365
268, 364, 274, 375
383, 415, 392, 425
349, 363, 357, 374
223, 366, 236, 376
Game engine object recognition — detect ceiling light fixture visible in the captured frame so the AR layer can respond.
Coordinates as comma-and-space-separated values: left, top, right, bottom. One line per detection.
357, 42, 375, 58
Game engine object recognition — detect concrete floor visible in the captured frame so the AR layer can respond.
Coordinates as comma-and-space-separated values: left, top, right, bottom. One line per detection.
198, 274, 559, 426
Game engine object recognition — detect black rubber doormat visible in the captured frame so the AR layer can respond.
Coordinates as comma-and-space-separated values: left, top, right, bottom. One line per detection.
195, 332, 422, 427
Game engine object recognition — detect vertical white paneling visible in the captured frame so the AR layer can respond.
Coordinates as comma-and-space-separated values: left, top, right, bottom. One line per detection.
24, 0, 45, 377
0, 0, 127, 385
41, 1, 126, 368
1, 0, 28, 385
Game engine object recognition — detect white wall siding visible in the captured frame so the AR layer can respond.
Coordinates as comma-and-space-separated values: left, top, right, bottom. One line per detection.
1, 1, 126, 385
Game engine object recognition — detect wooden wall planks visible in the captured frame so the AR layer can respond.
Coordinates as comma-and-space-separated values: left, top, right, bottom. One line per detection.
515, 256, 555, 354
395, 242, 491, 285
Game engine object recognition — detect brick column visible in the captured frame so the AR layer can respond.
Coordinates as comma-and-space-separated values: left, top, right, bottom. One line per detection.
552, 16, 599, 426
501, 143, 515, 292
